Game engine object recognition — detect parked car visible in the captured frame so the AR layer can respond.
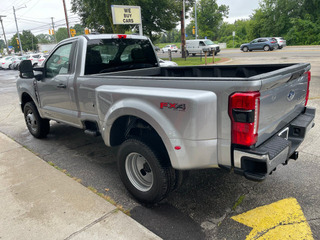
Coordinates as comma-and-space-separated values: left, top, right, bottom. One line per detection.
11, 56, 28, 70
162, 45, 178, 53
158, 58, 178, 67
154, 46, 160, 52
186, 39, 220, 56
274, 37, 287, 49
37, 54, 49, 67
26, 54, 41, 66
240, 38, 278, 52
0, 56, 13, 69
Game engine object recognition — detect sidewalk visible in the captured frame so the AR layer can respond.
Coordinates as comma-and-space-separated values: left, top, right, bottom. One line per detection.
0, 133, 161, 240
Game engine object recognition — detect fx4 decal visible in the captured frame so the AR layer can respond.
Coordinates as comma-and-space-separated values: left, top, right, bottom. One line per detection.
160, 102, 186, 111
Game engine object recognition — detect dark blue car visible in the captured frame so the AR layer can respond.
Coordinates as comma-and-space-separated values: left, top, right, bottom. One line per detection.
240, 38, 278, 52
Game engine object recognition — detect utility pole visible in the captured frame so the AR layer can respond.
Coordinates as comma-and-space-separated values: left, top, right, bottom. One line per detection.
181, 0, 186, 58
195, 1, 198, 39
13, 6, 25, 53
51, 17, 57, 42
0, 15, 9, 54
62, 0, 71, 38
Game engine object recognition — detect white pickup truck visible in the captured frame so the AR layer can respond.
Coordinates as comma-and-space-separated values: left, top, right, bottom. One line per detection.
17, 34, 315, 203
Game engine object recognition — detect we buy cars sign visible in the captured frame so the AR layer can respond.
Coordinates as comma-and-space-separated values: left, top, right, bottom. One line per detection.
111, 5, 141, 24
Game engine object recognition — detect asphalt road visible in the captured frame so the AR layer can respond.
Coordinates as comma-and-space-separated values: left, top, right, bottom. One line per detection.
1, 46, 319, 239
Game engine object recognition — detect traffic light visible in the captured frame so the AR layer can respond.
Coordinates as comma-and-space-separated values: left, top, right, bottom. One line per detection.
16, 37, 19, 46
85, 28, 90, 35
192, 26, 195, 35
70, 29, 76, 37
49, 29, 52, 35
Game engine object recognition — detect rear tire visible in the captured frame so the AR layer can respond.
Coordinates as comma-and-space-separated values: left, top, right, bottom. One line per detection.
263, 45, 270, 51
24, 102, 50, 138
118, 138, 174, 204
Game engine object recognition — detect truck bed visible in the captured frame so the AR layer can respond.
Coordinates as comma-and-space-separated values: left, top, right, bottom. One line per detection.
102, 63, 299, 79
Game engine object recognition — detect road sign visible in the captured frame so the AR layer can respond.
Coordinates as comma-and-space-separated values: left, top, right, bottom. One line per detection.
232, 198, 314, 239
233, 31, 235, 37
111, 5, 141, 25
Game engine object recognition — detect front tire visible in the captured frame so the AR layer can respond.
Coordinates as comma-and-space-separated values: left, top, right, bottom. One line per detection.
243, 46, 248, 52
118, 138, 173, 204
24, 102, 50, 138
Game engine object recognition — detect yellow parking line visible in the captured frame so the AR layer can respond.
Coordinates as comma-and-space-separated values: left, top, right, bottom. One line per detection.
231, 198, 314, 239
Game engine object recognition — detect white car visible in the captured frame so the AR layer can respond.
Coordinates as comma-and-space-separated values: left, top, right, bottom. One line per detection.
159, 58, 178, 67
26, 53, 41, 66
274, 37, 286, 49
162, 45, 178, 53
1, 56, 13, 69
37, 54, 49, 67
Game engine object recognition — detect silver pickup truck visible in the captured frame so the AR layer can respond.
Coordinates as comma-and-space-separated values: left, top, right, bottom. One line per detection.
17, 34, 315, 203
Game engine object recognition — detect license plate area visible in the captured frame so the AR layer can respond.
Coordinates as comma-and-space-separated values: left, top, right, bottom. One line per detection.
278, 127, 289, 140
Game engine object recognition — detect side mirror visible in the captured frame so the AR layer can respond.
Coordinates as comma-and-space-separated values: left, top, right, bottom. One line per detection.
19, 60, 34, 78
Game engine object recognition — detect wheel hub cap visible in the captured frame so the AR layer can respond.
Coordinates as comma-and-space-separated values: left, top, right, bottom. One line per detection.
26, 112, 37, 132
125, 153, 153, 192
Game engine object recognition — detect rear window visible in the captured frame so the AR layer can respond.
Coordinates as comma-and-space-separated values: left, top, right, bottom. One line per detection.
85, 38, 157, 75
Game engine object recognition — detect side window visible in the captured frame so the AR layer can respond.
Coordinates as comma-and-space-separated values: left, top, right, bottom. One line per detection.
45, 43, 73, 78
199, 41, 205, 46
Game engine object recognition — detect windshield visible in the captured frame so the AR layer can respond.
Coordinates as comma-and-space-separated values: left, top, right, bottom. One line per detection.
204, 40, 214, 45
85, 38, 157, 75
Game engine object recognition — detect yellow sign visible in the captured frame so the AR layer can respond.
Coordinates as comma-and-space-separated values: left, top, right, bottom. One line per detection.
111, 5, 141, 25
231, 198, 314, 240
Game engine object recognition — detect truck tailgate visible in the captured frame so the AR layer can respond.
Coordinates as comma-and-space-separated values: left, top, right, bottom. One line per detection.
257, 64, 310, 146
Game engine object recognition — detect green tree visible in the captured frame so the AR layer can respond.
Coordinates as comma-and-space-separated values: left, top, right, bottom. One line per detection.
36, 34, 54, 44
0, 39, 5, 53
56, 28, 68, 42
71, 0, 194, 42
72, 24, 85, 36
10, 31, 38, 52
193, 0, 229, 40
247, 0, 320, 45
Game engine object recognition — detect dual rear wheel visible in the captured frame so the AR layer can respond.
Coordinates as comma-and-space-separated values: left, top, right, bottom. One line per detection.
118, 138, 186, 204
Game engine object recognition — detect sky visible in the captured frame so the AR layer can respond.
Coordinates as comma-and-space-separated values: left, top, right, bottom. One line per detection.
0, 0, 80, 40
0, 0, 260, 41
217, 0, 260, 23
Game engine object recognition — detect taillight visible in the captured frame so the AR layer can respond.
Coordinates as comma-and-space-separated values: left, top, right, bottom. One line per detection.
229, 92, 260, 146
305, 71, 311, 106
117, 34, 127, 39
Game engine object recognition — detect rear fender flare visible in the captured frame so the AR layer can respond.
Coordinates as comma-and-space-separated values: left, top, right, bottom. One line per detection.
98, 99, 181, 165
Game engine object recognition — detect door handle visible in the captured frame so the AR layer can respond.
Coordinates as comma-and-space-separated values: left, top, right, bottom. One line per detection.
57, 83, 67, 89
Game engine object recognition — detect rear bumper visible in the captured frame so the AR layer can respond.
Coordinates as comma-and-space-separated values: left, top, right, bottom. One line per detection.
233, 107, 315, 181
